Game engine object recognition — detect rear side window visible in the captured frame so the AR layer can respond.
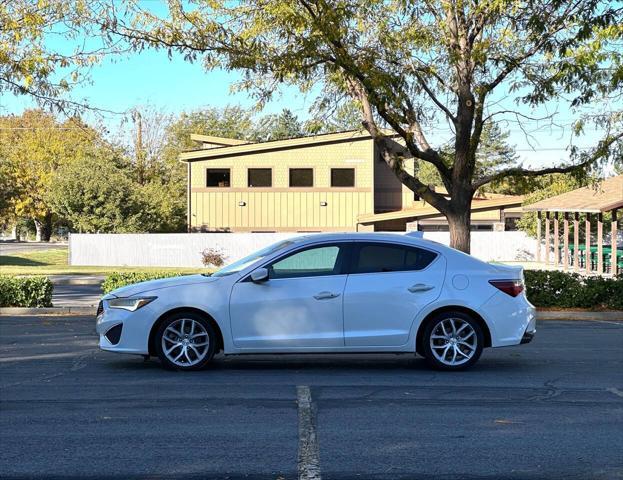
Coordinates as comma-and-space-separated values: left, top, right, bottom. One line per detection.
353, 243, 437, 273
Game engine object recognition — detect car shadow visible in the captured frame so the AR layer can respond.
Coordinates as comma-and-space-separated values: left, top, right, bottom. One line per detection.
104, 352, 531, 374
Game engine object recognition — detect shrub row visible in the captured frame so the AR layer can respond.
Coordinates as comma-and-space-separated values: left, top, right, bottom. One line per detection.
524, 270, 623, 310
102, 271, 196, 294
0, 276, 53, 307
100, 269, 623, 310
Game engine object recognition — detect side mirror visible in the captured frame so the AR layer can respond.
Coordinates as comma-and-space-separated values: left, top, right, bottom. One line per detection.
250, 267, 269, 283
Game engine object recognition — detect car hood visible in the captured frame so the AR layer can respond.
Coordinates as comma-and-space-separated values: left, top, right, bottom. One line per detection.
105, 274, 219, 299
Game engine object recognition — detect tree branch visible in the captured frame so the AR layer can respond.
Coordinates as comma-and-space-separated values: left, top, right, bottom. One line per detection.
472, 131, 623, 189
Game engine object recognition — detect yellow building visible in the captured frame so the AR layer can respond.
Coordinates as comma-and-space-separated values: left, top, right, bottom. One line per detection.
180, 130, 523, 232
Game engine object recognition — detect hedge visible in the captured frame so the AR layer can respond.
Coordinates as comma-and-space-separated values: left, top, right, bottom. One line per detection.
100, 269, 623, 310
102, 271, 195, 294
0, 276, 53, 307
524, 270, 623, 310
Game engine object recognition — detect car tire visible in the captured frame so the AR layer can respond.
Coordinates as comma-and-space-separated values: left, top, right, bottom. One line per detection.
155, 312, 217, 371
421, 311, 484, 371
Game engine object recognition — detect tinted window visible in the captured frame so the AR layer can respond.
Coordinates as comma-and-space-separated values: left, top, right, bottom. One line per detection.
331, 168, 355, 187
248, 168, 272, 187
353, 243, 437, 273
206, 168, 230, 187
269, 245, 343, 279
289, 168, 313, 187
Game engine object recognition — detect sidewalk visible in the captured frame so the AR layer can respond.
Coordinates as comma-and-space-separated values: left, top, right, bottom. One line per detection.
49, 275, 104, 307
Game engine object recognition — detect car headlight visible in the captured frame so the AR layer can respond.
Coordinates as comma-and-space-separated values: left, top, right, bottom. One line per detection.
107, 296, 157, 312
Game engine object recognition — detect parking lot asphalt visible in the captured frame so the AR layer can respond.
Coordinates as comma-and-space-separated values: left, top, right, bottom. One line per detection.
0, 316, 622, 480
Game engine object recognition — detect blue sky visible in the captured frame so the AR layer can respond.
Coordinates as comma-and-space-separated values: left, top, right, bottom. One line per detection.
0, 46, 606, 170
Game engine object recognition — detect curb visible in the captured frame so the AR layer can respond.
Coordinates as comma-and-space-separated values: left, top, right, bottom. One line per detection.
536, 310, 623, 321
0, 306, 96, 316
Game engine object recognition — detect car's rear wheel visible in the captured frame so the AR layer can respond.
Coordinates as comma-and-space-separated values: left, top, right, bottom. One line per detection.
422, 311, 483, 371
155, 312, 216, 371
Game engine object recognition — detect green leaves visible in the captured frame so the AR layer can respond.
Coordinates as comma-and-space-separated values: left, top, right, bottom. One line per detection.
0, 276, 53, 308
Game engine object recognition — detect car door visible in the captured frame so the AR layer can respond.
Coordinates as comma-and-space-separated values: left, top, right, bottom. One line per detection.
343, 241, 445, 346
229, 242, 350, 349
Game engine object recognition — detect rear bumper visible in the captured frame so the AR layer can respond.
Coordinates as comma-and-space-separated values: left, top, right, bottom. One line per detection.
520, 326, 536, 344
480, 291, 536, 347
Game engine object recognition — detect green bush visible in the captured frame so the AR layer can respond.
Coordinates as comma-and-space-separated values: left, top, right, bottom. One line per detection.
0, 276, 53, 307
102, 271, 196, 294
524, 270, 623, 310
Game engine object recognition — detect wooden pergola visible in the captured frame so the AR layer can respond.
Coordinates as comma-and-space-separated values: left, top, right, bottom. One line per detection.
524, 175, 623, 276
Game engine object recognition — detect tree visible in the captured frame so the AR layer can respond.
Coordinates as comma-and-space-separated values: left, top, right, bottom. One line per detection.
47, 155, 144, 233
416, 120, 519, 194
0, 1, 121, 113
252, 109, 304, 141
104, 0, 623, 252
0, 110, 106, 240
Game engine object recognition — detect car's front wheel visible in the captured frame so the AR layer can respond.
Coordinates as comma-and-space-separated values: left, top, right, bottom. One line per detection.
155, 312, 216, 370
422, 312, 484, 371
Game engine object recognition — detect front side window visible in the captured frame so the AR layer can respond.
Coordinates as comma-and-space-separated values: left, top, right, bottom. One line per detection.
268, 245, 344, 279
289, 168, 314, 187
248, 168, 272, 187
331, 168, 355, 187
353, 243, 437, 274
206, 168, 230, 187
212, 240, 295, 277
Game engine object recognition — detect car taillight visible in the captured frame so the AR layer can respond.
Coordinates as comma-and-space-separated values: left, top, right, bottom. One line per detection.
489, 279, 524, 297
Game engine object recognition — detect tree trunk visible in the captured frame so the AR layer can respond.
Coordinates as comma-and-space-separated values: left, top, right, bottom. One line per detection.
447, 209, 472, 254
11, 224, 19, 241
34, 219, 43, 242
34, 213, 53, 242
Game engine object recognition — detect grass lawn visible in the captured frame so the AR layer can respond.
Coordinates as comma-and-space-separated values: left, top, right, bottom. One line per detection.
0, 247, 207, 276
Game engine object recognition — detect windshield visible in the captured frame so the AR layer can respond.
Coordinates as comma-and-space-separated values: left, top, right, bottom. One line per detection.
211, 240, 296, 277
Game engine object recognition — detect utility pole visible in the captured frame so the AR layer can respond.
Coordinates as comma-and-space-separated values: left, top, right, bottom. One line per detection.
132, 109, 145, 185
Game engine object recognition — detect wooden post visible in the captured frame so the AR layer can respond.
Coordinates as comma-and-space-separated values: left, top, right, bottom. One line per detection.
545, 212, 551, 265
563, 213, 569, 271
536, 211, 542, 263
586, 214, 591, 273
553, 212, 560, 268
612, 209, 618, 276
597, 212, 603, 275
573, 212, 580, 272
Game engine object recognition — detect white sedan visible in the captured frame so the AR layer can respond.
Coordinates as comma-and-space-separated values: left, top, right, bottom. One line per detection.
96, 233, 536, 371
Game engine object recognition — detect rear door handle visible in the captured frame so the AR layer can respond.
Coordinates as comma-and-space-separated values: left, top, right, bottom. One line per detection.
313, 291, 340, 300
408, 283, 434, 293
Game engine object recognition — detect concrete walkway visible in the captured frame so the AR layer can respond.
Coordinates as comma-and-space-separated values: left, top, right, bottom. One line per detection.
49, 275, 104, 307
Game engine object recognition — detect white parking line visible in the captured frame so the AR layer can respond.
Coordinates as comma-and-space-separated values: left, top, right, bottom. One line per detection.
606, 387, 623, 398
297, 385, 321, 480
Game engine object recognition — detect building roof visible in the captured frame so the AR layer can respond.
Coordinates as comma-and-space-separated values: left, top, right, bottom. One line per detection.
357, 196, 524, 225
523, 175, 623, 213
179, 129, 388, 162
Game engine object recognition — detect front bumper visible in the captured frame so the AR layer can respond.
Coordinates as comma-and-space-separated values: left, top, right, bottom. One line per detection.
96, 299, 156, 355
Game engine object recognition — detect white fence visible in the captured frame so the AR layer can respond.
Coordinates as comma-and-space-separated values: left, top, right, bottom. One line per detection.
69, 231, 536, 267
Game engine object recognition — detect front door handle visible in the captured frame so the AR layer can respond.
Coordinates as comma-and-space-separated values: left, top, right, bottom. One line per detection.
408, 283, 434, 293
313, 291, 340, 300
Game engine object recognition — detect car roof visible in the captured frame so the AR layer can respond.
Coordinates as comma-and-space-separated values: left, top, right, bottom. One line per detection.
292, 232, 437, 247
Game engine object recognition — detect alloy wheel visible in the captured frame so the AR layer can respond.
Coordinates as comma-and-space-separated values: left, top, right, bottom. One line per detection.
429, 318, 478, 367
161, 318, 210, 367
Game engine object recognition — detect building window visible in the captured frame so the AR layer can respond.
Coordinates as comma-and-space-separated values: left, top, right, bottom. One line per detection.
289, 168, 313, 187
331, 168, 355, 187
206, 168, 230, 187
248, 168, 272, 187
